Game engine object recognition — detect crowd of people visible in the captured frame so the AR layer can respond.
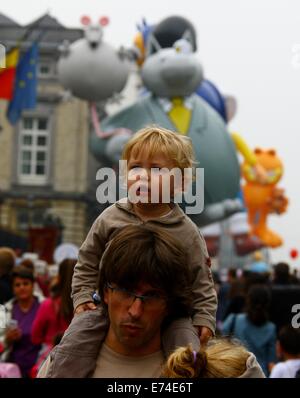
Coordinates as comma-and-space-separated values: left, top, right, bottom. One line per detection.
214, 260, 300, 377
0, 248, 76, 377
0, 126, 299, 379
1, 241, 299, 378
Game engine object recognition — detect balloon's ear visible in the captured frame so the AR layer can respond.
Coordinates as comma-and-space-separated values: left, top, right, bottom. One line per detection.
99, 16, 109, 27
146, 33, 162, 56
182, 29, 194, 48
224, 95, 237, 122
80, 15, 91, 26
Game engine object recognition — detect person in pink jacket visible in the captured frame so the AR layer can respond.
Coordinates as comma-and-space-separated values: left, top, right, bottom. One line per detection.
31, 259, 76, 376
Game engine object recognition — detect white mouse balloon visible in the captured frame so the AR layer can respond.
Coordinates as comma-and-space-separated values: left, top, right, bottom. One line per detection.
57, 21, 130, 102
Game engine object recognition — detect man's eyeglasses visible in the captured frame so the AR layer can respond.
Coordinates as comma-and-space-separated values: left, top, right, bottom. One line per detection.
106, 283, 167, 308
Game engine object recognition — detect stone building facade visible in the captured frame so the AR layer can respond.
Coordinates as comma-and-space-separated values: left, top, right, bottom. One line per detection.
0, 12, 101, 250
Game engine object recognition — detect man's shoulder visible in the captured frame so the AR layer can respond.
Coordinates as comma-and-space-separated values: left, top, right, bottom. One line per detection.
267, 321, 277, 333
236, 313, 247, 323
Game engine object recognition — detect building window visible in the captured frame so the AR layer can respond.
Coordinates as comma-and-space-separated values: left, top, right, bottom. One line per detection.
38, 61, 56, 78
17, 207, 55, 230
17, 209, 44, 231
18, 116, 50, 185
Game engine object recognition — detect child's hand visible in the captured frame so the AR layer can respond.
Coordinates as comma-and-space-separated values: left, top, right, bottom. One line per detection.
197, 326, 213, 346
75, 301, 97, 314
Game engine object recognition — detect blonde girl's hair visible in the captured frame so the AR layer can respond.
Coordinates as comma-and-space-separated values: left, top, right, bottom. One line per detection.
161, 338, 249, 378
121, 125, 196, 170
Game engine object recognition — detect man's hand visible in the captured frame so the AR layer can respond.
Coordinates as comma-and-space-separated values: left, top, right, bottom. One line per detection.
74, 301, 97, 314
197, 326, 213, 346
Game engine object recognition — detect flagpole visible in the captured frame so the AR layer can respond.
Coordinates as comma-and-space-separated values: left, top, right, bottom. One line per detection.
8, 13, 49, 52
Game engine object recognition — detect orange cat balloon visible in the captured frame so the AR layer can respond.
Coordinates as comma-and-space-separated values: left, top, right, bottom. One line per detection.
242, 148, 288, 248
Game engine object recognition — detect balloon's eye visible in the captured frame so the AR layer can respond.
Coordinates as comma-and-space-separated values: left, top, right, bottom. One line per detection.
173, 39, 193, 54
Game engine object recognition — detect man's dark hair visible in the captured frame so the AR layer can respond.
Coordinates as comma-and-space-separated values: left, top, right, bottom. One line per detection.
278, 325, 300, 355
98, 224, 193, 320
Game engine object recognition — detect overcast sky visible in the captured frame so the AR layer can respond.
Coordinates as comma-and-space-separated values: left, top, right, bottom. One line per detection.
1, 0, 300, 266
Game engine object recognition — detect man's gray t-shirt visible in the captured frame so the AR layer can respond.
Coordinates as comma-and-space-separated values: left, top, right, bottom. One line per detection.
92, 343, 164, 378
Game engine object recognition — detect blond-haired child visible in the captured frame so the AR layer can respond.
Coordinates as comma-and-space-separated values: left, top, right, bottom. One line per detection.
72, 125, 217, 349
161, 338, 265, 378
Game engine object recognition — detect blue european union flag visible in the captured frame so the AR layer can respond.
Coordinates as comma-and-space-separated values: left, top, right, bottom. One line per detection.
7, 42, 38, 125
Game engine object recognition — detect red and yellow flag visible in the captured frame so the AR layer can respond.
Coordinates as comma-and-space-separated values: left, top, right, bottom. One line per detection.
0, 47, 20, 100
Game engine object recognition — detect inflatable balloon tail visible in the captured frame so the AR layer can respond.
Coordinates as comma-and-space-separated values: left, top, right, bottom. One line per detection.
90, 102, 133, 140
